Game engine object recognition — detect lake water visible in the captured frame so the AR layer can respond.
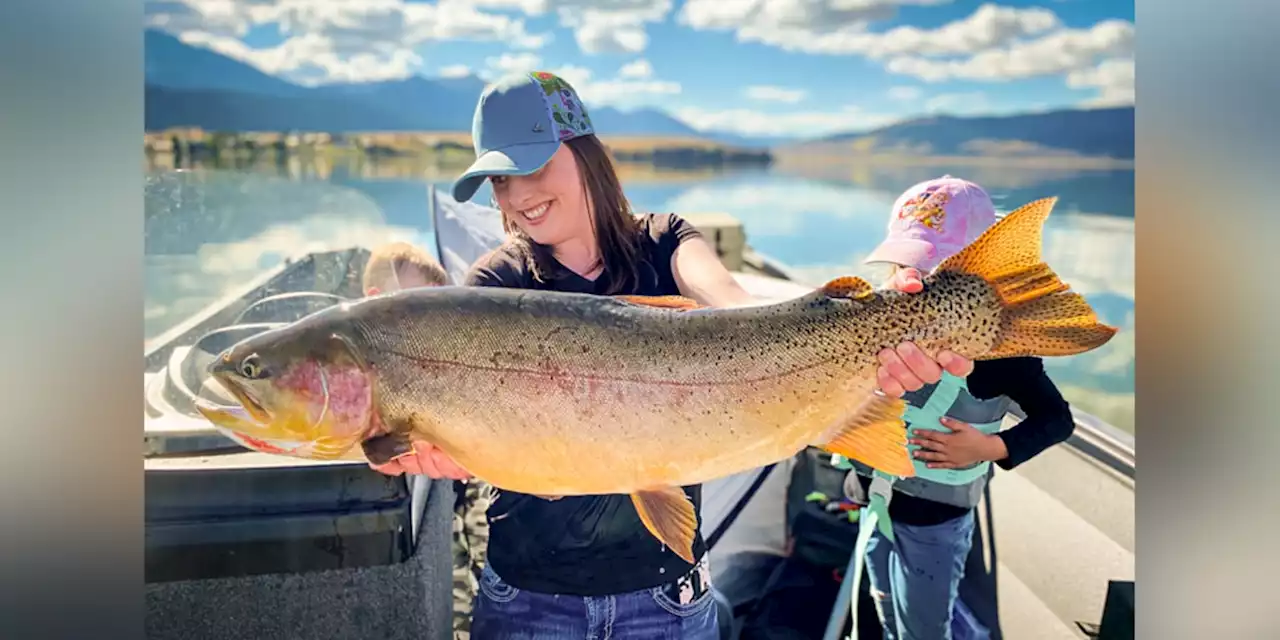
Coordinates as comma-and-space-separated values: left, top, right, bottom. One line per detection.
144, 154, 1134, 435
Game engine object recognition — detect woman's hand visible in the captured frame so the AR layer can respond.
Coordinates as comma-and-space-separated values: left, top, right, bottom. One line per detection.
909, 416, 1008, 469
876, 267, 974, 396
369, 440, 472, 480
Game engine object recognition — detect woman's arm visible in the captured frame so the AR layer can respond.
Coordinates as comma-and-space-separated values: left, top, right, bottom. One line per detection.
671, 236, 757, 308
672, 245, 973, 395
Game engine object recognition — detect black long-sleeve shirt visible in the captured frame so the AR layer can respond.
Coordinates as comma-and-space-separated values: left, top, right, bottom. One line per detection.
856, 356, 1075, 526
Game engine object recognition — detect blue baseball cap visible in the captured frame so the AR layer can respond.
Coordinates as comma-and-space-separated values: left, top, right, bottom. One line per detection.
451, 71, 596, 202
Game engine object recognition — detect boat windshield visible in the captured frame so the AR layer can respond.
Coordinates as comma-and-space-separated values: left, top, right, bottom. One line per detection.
144, 168, 442, 344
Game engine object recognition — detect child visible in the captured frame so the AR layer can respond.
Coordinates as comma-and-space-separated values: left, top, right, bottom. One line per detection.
851, 176, 1078, 640
360, 241, 493, 639
361, 241, 449, 295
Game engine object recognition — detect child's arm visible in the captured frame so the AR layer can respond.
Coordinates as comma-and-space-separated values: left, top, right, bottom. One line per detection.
968, 356, 1076, 470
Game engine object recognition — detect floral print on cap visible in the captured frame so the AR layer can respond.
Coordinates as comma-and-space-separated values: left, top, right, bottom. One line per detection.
530, 71, 594, 140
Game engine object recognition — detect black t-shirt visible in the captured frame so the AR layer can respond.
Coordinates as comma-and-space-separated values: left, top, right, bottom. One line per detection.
855, 356, 1075, 526
462, 212, 706, 596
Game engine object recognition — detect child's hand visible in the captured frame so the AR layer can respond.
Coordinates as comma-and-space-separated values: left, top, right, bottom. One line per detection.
876, 267, 974, 397
909, 417, 1008, 469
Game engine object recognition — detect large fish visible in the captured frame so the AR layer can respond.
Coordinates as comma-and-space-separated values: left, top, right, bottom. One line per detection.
196, 197, 1117, 563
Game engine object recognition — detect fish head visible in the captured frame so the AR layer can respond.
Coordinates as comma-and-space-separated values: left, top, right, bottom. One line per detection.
194, 325, 377, 461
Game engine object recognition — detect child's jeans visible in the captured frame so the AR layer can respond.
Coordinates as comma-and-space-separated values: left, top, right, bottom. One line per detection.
864, 510, 990, 640
471, 563, 720, 640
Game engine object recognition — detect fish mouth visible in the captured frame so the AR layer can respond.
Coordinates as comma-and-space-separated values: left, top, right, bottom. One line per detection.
210, 371, 273, 425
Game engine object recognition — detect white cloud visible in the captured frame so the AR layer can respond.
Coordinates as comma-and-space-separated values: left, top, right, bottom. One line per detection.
553, 65, 681, 106
679, 0, 952, 37
439, 64, 474, 78
556, 0, 673, 54
888, 86, 923, 101
673, 105, 897, 138
463, 0, 674, 54
1068, 57, 1135, 107
146, 0, 547, 84
923, 91, 989, 114
618, 59, 654, 79
678, 1, 1052, 58
884, 18, 1134, 82
178, 30, 425, 84
548, 64, 594, 90
482, 52, 544, 79
744, 85, 807, 104
676, 2, 1135, 109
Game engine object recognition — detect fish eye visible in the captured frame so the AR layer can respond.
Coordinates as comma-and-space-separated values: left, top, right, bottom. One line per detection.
239, 355, 264, 379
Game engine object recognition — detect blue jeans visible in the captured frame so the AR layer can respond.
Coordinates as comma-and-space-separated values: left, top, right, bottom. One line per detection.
471, 565, 720, 639
864, 511, 987, 640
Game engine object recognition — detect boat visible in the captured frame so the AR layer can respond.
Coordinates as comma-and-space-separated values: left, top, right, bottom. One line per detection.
143, 177, 1135, 640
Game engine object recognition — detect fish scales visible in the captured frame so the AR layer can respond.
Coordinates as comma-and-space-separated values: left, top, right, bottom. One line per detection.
195, 197, 1118, 563
328, 272, 998, 495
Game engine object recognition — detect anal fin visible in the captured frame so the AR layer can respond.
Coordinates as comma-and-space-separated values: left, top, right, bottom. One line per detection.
818, 394, 915, 478
631, 487, 698, 563
615, 294, 703, 310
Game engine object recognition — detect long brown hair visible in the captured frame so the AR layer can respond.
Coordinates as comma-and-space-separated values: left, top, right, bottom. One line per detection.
498, 135, 645, 294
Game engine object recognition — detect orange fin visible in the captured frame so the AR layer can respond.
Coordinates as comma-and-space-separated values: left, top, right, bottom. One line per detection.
936, 197, 1119, 358
818, 393, 914, 478
615, 294, 704, 310
630, 487, 698, 563
820, 276, 876, 300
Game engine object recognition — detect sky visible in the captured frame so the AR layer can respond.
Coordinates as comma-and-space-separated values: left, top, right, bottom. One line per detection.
144, 0, 1135, 138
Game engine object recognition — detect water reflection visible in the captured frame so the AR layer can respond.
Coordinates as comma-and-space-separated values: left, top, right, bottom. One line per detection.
143, 156, 1134, 434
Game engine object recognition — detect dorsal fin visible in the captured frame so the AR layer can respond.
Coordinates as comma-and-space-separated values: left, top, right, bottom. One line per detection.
820, 276, 876, 300
614, 294, 704, 311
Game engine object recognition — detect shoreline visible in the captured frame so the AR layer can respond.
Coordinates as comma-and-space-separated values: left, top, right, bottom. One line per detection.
773, 151, 1134, 170
144, 129, 1135, 172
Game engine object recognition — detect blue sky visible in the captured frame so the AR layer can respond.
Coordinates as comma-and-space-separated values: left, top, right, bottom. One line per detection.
145, 0, 1134, 137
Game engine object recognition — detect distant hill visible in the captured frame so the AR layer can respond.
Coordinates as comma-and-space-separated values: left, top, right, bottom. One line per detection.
144, 29, 722, 140
144, 30, 305, 97
143, 29, 1133, 159
784, 107, 1134, 159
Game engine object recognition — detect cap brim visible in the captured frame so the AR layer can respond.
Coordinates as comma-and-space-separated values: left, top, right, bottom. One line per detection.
450, 140, 561, 202
863, 238, 940, 272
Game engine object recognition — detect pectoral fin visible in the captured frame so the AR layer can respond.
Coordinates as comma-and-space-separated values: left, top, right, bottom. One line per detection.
362, 431, 415, 466
818, 394, 915, 477
631, 487, 698, 564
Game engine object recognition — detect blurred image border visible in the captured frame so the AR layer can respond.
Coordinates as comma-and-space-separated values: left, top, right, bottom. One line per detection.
4, 1, 1277, 638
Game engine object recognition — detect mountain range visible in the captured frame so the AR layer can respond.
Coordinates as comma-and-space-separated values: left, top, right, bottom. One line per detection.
144, 29, 1133, 158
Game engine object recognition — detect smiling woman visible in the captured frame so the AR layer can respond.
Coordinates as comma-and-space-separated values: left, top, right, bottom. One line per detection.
368, 70, 975, 639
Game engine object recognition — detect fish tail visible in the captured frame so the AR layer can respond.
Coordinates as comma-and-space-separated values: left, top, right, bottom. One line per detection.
935, 197, 1119, 358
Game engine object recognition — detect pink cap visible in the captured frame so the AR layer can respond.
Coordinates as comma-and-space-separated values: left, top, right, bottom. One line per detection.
864, 175, 997, 273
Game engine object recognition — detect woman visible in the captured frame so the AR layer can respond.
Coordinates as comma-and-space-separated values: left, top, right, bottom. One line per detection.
372, 71, 973, 638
